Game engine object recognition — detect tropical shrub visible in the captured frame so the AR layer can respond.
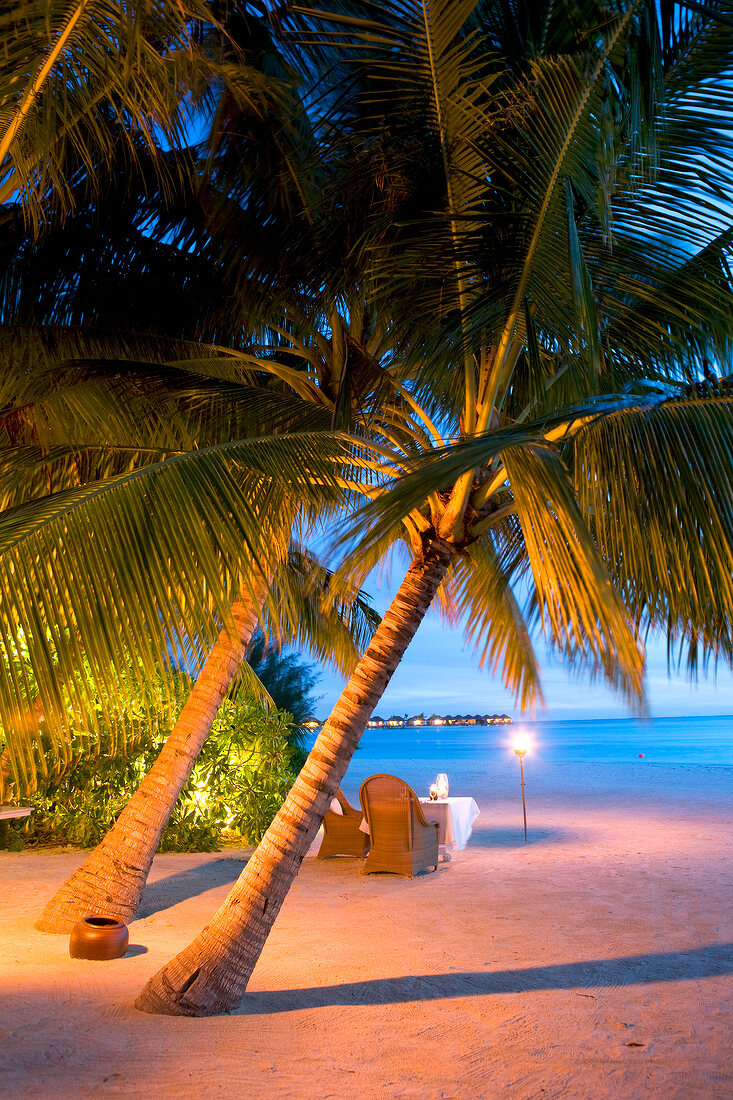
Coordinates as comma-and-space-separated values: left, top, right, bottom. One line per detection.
3, 699, 299, 851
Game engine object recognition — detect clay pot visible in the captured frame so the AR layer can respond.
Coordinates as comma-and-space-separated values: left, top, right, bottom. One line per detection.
69, 915, 129, 960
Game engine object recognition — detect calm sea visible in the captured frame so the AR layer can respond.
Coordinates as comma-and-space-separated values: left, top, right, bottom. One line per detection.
307, 715, 733, 769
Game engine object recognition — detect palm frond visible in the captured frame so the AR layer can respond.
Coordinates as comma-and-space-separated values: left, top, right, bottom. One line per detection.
575, 393, 733, 671
502, 441, 646, 710
335, 409, 647, 707
331, 405, 616, 550
446, 530, 544, 713
0, 430, 354, 793
254, 545, 381, 678
0, 328, 336, 507
1, 0, 212, 226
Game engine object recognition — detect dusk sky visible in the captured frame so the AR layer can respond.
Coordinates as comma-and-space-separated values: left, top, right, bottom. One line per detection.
312, 571, 733, 723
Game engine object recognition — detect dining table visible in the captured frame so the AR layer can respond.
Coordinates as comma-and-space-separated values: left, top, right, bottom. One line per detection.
419, 796, 480, 855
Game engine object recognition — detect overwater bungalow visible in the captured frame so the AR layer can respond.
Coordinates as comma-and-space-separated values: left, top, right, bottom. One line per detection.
365, 711, 512, 728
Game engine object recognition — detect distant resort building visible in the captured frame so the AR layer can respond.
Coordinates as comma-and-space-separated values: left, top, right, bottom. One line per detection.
306, 712, 513, 730
306, 712, 512, 730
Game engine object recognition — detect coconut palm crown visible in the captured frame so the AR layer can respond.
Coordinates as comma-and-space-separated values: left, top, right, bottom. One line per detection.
130, 0, 733, 1015
2, 0, 733, 1015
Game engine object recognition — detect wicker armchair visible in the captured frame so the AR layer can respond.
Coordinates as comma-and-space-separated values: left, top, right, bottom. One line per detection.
359, 774, 439, 877
317, 789, 369, 859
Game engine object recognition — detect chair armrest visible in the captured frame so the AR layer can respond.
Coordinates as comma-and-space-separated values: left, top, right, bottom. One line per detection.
334, 790, 362, 817
412, 799, 435, 828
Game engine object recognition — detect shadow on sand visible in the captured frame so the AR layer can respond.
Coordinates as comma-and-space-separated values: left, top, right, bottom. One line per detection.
468, 825, 562, 848
234, 943, 733, 1014
137, 857, 249, 919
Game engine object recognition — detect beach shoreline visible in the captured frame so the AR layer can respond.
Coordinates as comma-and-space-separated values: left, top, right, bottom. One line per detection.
1, 759, 731, 1098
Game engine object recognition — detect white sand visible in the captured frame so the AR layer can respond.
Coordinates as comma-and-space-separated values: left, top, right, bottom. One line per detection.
1, 760, 731, 1099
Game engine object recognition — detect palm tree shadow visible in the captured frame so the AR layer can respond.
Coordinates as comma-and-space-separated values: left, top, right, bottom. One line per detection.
137, 857, 249, 919
235, 944, 733, 1015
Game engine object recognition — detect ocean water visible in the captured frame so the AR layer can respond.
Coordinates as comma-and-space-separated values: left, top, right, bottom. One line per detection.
308, 714, 733, 770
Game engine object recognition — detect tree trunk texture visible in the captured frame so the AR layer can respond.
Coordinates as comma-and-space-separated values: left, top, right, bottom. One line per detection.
35, 589, 266, 933
0, 746, 11, 785
135, 538, 455, 1016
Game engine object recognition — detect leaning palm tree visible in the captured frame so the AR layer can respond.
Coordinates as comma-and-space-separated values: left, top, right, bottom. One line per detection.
2, 0, 382, 929
6, 0, 431, 930
133, 0, 733, 1014
2, 60, 405, 926
24, 285, 415, 930
0, 329, 386, 932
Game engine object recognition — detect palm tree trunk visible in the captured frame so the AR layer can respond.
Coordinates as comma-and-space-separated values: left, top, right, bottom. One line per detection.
0, 745, 11, 787
135, 538, 455, 1016
35, 586, 267, 933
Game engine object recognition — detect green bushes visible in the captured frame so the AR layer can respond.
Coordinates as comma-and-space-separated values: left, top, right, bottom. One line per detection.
6, 700, 300, 851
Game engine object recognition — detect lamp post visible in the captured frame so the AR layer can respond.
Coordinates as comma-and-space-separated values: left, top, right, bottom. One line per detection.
513, 735, 529, 842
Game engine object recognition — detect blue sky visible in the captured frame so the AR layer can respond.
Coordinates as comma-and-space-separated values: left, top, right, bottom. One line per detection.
311, 577, 733, 723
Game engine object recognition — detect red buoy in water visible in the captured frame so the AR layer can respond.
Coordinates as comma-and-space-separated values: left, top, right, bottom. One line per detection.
638, 753, 644, 758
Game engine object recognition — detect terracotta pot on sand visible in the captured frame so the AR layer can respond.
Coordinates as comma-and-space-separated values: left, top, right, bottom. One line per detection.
69, 916, 129, 960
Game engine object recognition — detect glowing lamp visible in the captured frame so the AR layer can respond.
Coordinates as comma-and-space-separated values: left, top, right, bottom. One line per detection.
512, 735, 529, 841
513, 734, 530, 758
435, 773, 449, 799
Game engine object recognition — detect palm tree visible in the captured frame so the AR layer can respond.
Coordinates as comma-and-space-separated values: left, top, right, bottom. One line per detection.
133, 0, 733, 1014
5, 0, 730, 1012
1, 56, 403, 922
2, 1, 383, 930
0, 330, 388, 932
25, 282, 420, 931
3, 0, 428, 930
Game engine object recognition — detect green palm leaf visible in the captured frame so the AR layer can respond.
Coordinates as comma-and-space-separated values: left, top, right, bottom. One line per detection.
0, 429, 356, 793
445, 531, 544, 711
1, 0, 211, 222
575, 394, 733, 670
502, 442, 645, 708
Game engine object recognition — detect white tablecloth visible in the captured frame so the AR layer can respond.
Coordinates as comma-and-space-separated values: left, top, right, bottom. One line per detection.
419, 796, 480, 851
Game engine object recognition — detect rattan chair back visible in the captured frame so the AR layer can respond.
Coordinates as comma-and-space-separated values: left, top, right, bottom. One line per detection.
359, 773, 439, 877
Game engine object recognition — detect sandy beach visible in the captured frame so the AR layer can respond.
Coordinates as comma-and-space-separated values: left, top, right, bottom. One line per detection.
1, 759, 731, 1099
